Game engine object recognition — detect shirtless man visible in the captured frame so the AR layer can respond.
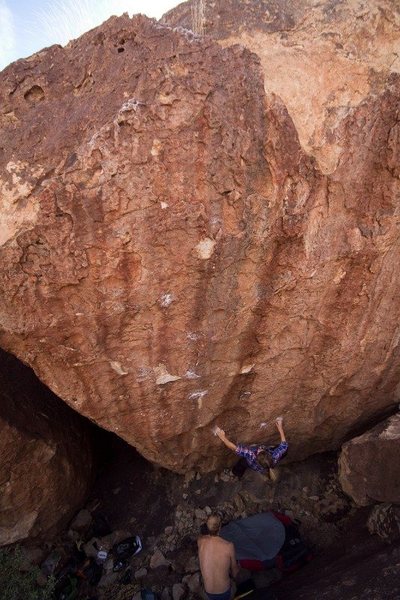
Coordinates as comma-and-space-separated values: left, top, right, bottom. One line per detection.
198, 514, 239, 600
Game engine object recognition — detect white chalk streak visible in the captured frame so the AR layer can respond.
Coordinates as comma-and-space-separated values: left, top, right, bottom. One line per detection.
155, 363, 181, 385
110, 360, 128, 375
185, 370, 200, 379
189, 390, 207, 400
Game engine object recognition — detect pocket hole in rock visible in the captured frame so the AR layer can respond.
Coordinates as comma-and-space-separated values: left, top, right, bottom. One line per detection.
24, 85, 45, 104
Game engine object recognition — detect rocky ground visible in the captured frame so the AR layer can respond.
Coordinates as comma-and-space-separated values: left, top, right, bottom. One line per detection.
18, 432, 400, 599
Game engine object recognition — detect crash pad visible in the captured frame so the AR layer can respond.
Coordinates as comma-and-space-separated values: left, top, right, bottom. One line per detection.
220, 512, 285, 561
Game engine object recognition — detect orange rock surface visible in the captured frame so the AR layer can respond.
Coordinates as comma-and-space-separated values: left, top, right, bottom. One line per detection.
0, 5, 400, 472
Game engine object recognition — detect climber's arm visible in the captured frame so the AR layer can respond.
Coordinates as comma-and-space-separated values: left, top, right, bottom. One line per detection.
275, 417, 286, 442
214, 427, 238, 453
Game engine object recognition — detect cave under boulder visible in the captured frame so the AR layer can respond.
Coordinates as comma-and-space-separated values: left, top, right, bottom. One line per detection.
0, 350, 94, 545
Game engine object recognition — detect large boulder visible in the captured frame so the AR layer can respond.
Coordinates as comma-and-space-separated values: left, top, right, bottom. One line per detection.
339, 413, 400, 505
0, 6, 400, 472
0, 350, 93, 545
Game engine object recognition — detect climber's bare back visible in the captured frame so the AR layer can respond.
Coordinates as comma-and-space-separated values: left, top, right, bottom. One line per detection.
198, 535, 236, 595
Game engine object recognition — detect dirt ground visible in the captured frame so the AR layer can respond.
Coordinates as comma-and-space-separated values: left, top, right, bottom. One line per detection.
87, 433, 346, 555
29, 430, 400, 599
78, 432, 397, 598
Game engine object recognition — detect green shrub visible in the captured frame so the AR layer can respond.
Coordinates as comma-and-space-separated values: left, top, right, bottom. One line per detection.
0, 546, 55, 600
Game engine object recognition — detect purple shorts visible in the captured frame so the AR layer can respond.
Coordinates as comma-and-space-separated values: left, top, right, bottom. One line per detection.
206, 589, 231, 600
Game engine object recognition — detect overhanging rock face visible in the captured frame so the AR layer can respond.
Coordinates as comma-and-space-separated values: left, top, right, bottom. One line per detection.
1, 9, 400, 473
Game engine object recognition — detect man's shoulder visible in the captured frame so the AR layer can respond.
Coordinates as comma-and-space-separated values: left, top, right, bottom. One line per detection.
237, 443, 252, 452
198, 535, 233, 549
275, 441, 289, 452
197, 534, 208, 546
217, 536, 235, 549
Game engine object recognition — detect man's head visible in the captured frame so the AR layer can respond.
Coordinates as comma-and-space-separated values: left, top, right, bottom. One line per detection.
206, 514, 221, 536
256, 450, 272, 470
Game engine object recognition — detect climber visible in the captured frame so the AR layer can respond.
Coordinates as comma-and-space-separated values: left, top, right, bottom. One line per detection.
198, 514, 239, 600
214, 417, 288, 479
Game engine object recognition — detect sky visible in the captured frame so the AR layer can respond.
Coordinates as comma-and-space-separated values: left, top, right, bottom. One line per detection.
0, 0, 182, 71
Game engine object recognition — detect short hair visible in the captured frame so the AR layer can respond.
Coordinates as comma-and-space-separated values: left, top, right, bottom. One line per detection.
206, 514, 221, 535
257, 450, 272, 469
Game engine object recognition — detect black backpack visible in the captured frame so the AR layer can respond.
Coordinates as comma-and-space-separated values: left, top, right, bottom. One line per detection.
275, 521, 313, 572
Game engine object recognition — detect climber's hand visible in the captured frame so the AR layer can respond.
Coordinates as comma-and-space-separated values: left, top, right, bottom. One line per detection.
214, 426, 225, 439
